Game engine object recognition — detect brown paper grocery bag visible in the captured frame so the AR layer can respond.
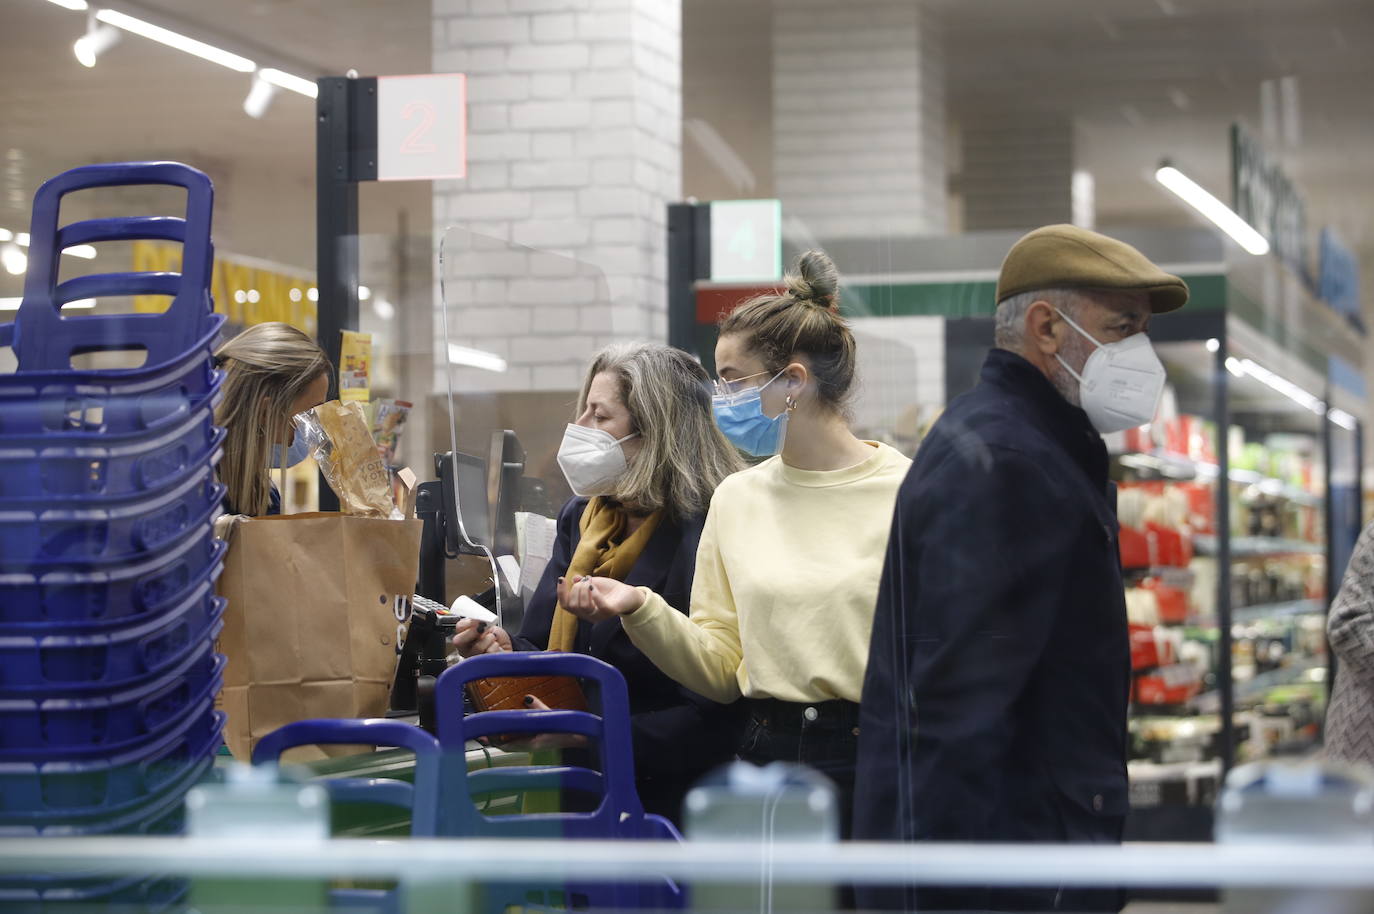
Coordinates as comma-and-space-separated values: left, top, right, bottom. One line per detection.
215, 512, 423, 762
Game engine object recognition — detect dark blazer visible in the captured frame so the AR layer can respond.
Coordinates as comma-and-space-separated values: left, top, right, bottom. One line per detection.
513, 496, 742, 824
854, 349, 1130, 912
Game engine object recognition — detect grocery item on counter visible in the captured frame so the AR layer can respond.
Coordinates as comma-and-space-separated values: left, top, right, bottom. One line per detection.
294, 400, 401, 519
371, 398, 412, 467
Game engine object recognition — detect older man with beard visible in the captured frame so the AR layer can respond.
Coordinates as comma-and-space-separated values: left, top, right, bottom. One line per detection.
854, 225, 1189, 913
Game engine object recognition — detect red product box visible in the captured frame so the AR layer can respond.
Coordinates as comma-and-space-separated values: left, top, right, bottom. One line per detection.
1135, 665, 1202, 705
1179, 483, 1216, 535
1119, 524, 1151, 570
1129, 624, 1176, 671
1140, 576, 1191, 624
1145, 523, 1192, 568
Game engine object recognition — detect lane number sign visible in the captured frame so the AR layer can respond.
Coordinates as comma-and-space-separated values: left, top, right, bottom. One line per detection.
377, 74, 467, 182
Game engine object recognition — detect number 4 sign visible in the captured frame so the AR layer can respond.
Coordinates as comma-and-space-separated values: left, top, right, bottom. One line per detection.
377, 74, 467, 182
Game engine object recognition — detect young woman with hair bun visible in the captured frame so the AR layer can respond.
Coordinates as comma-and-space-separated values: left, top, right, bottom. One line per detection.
559, 251, 911, 838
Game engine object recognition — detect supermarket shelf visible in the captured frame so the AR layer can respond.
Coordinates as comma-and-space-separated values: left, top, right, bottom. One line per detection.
1117, 451, 1321, 506
1233, 658, 1326, 704
1193, 534, 1323, 557
1232, 598, 1324, 624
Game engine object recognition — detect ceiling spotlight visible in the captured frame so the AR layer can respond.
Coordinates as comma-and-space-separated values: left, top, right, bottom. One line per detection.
306, 287, 318, 302
74, 20, 121, 68
2, 244, 28, 276
372, 298, 395, 321
358, 285, 372, 301
243, 73, 277, 119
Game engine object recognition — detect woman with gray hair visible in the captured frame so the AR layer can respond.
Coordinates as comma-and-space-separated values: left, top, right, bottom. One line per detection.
452, 342, 744, 823
1325, 521, 1374, 767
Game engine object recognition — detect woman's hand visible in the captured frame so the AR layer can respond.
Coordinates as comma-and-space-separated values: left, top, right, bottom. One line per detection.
556, 575, 647, 623
451, 618, 512, 658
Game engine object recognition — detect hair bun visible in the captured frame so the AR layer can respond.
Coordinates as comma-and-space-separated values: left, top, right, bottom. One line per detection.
785, 250, 840, 312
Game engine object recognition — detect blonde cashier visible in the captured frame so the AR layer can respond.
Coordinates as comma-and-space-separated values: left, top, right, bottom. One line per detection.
559, 251, 911, 837
213, 323, 331, 517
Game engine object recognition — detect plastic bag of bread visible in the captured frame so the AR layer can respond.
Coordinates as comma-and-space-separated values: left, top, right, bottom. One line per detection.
294, 400, 401, 519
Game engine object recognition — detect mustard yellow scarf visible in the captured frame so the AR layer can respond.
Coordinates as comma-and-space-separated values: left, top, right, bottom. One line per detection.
547, 497, 662, 652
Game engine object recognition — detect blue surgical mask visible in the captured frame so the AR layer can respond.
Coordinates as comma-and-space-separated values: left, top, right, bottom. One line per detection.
270, 435, 312, 469
712, 369, 788, 457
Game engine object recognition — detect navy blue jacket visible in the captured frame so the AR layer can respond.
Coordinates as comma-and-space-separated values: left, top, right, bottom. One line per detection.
513, 497, 742, 823
854, 349, 1130, 912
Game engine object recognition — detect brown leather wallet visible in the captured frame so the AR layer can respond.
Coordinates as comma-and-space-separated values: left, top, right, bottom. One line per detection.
466, 674, 588, 713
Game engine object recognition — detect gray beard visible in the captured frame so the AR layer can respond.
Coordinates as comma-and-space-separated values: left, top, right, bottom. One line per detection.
1047, 336, 1094, 408
1048, 359, 1083, 407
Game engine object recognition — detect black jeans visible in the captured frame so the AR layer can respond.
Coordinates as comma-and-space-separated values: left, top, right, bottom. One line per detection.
737, 698, 861, 840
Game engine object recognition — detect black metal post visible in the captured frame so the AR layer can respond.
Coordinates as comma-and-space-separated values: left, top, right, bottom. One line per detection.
666, 202, 711, 359
314, 76, 377, 511
1215, 339, 1235, 775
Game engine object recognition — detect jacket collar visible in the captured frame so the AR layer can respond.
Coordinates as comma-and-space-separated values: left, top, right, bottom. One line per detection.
980, 348, 1108, 487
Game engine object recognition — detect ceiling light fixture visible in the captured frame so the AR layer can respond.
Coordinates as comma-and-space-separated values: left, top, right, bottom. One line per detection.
43, 0, 88, 10
73, 19, 121, 68
243, 73, 277, 119
259, 68, 318, 99
1328, 408, 1359, 431
1232, 357, 1324, 415
1155, 164, 1270, 256
372, 298, 395, 321
357, 285, 371, 301
447, 343, 507, 373
95, 8, 255, 72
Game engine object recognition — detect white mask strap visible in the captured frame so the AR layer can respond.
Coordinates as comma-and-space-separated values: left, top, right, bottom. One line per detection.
1054, 308, 1104, 350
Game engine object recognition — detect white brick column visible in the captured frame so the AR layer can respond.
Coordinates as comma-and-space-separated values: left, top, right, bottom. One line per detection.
431, 0, 681, 393
772, 0, 946, 242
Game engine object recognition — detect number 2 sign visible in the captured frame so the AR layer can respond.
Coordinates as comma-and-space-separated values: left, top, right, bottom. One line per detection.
377, 74, 467, 181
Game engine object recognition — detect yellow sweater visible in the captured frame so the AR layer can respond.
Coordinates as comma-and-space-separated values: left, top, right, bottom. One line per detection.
622, 441, 911, 704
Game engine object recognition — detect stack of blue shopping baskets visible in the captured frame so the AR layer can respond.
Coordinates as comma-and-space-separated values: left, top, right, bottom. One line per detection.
0, 162, 229, 910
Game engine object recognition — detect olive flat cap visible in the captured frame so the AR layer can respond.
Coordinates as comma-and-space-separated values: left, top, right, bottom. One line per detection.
996, 224, 1189, 313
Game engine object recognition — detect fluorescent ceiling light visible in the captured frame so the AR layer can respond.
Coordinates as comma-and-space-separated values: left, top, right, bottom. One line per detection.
1328, 408, 1359, 431
447, 343, 507, 373
16, 233, 29, 246
0, 297, 21, 311
1233, 357, 1324, 415
1155, 165, 1270, 256
0, 229, 11, 242
259, 68, 318, 99
243, 73, 277, 119
74, 23, 120, 68
44, 0, 88, 10
96, 8, 255, 72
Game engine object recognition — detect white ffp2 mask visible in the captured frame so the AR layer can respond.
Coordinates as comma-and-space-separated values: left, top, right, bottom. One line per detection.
556, 423, 637, 497
1054, 309, 1166, 434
